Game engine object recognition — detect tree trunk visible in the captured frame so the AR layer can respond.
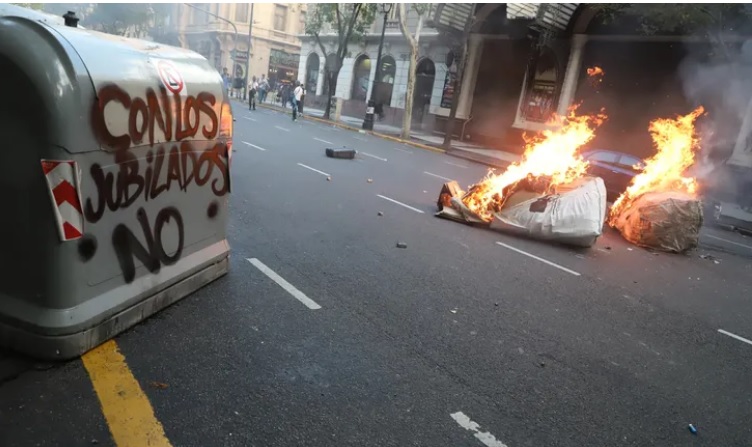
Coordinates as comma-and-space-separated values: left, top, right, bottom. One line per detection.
402, 47, 418, 139
324, 67, 341, 119
398, 6, 423, 140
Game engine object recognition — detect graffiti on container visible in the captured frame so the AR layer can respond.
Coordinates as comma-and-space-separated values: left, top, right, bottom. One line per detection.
80, 82, 229, 283
83, 141, 229, 223
112, 207, 184, 284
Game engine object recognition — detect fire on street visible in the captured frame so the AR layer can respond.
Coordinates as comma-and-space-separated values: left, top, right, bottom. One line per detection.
3, 100, 752, 447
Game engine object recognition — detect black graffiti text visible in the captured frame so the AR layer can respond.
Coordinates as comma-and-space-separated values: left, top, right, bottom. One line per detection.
112, 207, 184, 284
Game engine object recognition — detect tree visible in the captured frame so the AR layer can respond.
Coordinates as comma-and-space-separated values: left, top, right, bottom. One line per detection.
397, 3, 428, 140
593, 4, 752, 60
305, 4, 377, 119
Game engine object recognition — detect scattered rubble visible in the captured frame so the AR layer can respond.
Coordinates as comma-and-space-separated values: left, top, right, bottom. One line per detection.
699, 254, 721, 264
396, 242, 407, 249
377, 212, 384, 216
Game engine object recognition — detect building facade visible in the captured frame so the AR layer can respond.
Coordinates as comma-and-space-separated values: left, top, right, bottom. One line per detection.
298, 5, 455, 131
164, 3, 307, 93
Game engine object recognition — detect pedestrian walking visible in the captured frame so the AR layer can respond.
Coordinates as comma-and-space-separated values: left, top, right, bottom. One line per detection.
248, 76, 258, 111
299, 85, 306, 117
292, 81, 304, 121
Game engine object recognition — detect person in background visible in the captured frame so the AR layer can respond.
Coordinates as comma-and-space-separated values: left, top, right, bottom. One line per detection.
299, 83, 306, 117
258, 74, 269, 104
292, 81, 303, 122
248, 76, 258, 111
221, 68, 231, 96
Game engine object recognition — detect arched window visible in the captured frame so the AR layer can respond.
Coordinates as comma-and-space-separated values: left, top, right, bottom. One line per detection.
351, 54, 371, 101
305, 53, 320, 95
412, 58, 436, 126
521, 47, 559, 123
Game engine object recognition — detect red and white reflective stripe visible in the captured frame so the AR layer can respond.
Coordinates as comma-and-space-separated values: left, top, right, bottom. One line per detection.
41, 160, 84, 241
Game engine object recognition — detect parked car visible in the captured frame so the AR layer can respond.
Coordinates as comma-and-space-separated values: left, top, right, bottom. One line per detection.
580, 150, 645, 202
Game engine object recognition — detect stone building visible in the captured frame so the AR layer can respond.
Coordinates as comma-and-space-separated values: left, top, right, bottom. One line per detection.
298, 4, 453, 131
164, 3, 307, 92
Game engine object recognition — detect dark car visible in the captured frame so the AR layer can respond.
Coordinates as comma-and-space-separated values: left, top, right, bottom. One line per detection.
580, 150, 645, 202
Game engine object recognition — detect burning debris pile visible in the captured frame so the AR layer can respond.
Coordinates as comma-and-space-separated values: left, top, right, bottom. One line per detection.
609, 107, 706, 253
437, 107, 609, 247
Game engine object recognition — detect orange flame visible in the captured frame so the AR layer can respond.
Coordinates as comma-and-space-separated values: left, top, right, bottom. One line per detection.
608, 106, 705, 224
462, 106, 607, 221
587, 66, 604, 88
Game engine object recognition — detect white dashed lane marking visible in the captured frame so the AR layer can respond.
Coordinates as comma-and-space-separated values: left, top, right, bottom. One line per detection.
247, 258, 321, 310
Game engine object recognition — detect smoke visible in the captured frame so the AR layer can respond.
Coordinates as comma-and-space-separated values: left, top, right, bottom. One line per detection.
678, 39, 752, 195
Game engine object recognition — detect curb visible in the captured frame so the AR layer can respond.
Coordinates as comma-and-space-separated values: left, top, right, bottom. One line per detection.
252, 101, 447, 155
446, 149, 513, 170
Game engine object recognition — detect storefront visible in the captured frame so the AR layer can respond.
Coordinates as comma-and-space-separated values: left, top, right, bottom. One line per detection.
269, 48, 299, 86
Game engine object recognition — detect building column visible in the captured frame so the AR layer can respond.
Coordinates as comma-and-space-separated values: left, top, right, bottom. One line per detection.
456, 34, 483, 119
365, 53, 377, 104
316, 54, 325, 96
556, 34, 588, 116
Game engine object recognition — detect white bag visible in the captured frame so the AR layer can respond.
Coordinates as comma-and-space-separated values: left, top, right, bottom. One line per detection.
489, 176, 607, 247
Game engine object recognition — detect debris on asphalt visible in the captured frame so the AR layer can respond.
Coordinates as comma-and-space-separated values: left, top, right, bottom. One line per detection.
91, 439, 99, 445
627, 247, 633, 251
396, 242, 407, 249
437, 181, 464, 211
611, 191, 702, 253
149, 381, 169, 389
367, 178, 373, 183
325, 148, 357, 159
699, 254, 721, 264
378, 211, 384, 216
450, 308, 458, 314
605, 246, 612, 250
688, 424, 698, 435
326, 176, 331, 181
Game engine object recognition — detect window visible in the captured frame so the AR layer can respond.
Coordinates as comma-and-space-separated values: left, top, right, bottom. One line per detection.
588, 151, 620, 164
619, 155, 645, 170
274, 4, 288, 31
299, 11, 307, 33
235, 3, 249, 23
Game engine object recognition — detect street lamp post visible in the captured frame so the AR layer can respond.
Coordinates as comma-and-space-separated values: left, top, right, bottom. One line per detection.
362, 3, 392, 131
244, 4, 254, 101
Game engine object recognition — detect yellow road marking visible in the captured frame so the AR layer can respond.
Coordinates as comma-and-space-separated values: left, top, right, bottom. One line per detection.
82, 340, 172, 447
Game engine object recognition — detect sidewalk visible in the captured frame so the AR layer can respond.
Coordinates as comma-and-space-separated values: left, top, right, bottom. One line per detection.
240, 99, 520, 169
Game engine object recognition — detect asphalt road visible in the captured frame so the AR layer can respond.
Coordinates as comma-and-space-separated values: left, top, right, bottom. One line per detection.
2, 101, 752, 447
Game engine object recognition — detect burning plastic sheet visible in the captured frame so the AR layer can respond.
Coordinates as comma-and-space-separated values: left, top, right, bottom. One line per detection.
436, 176, 608, 247
435, 106, 609, 247
490, 176, 607, 247
611, 191, 703, 253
